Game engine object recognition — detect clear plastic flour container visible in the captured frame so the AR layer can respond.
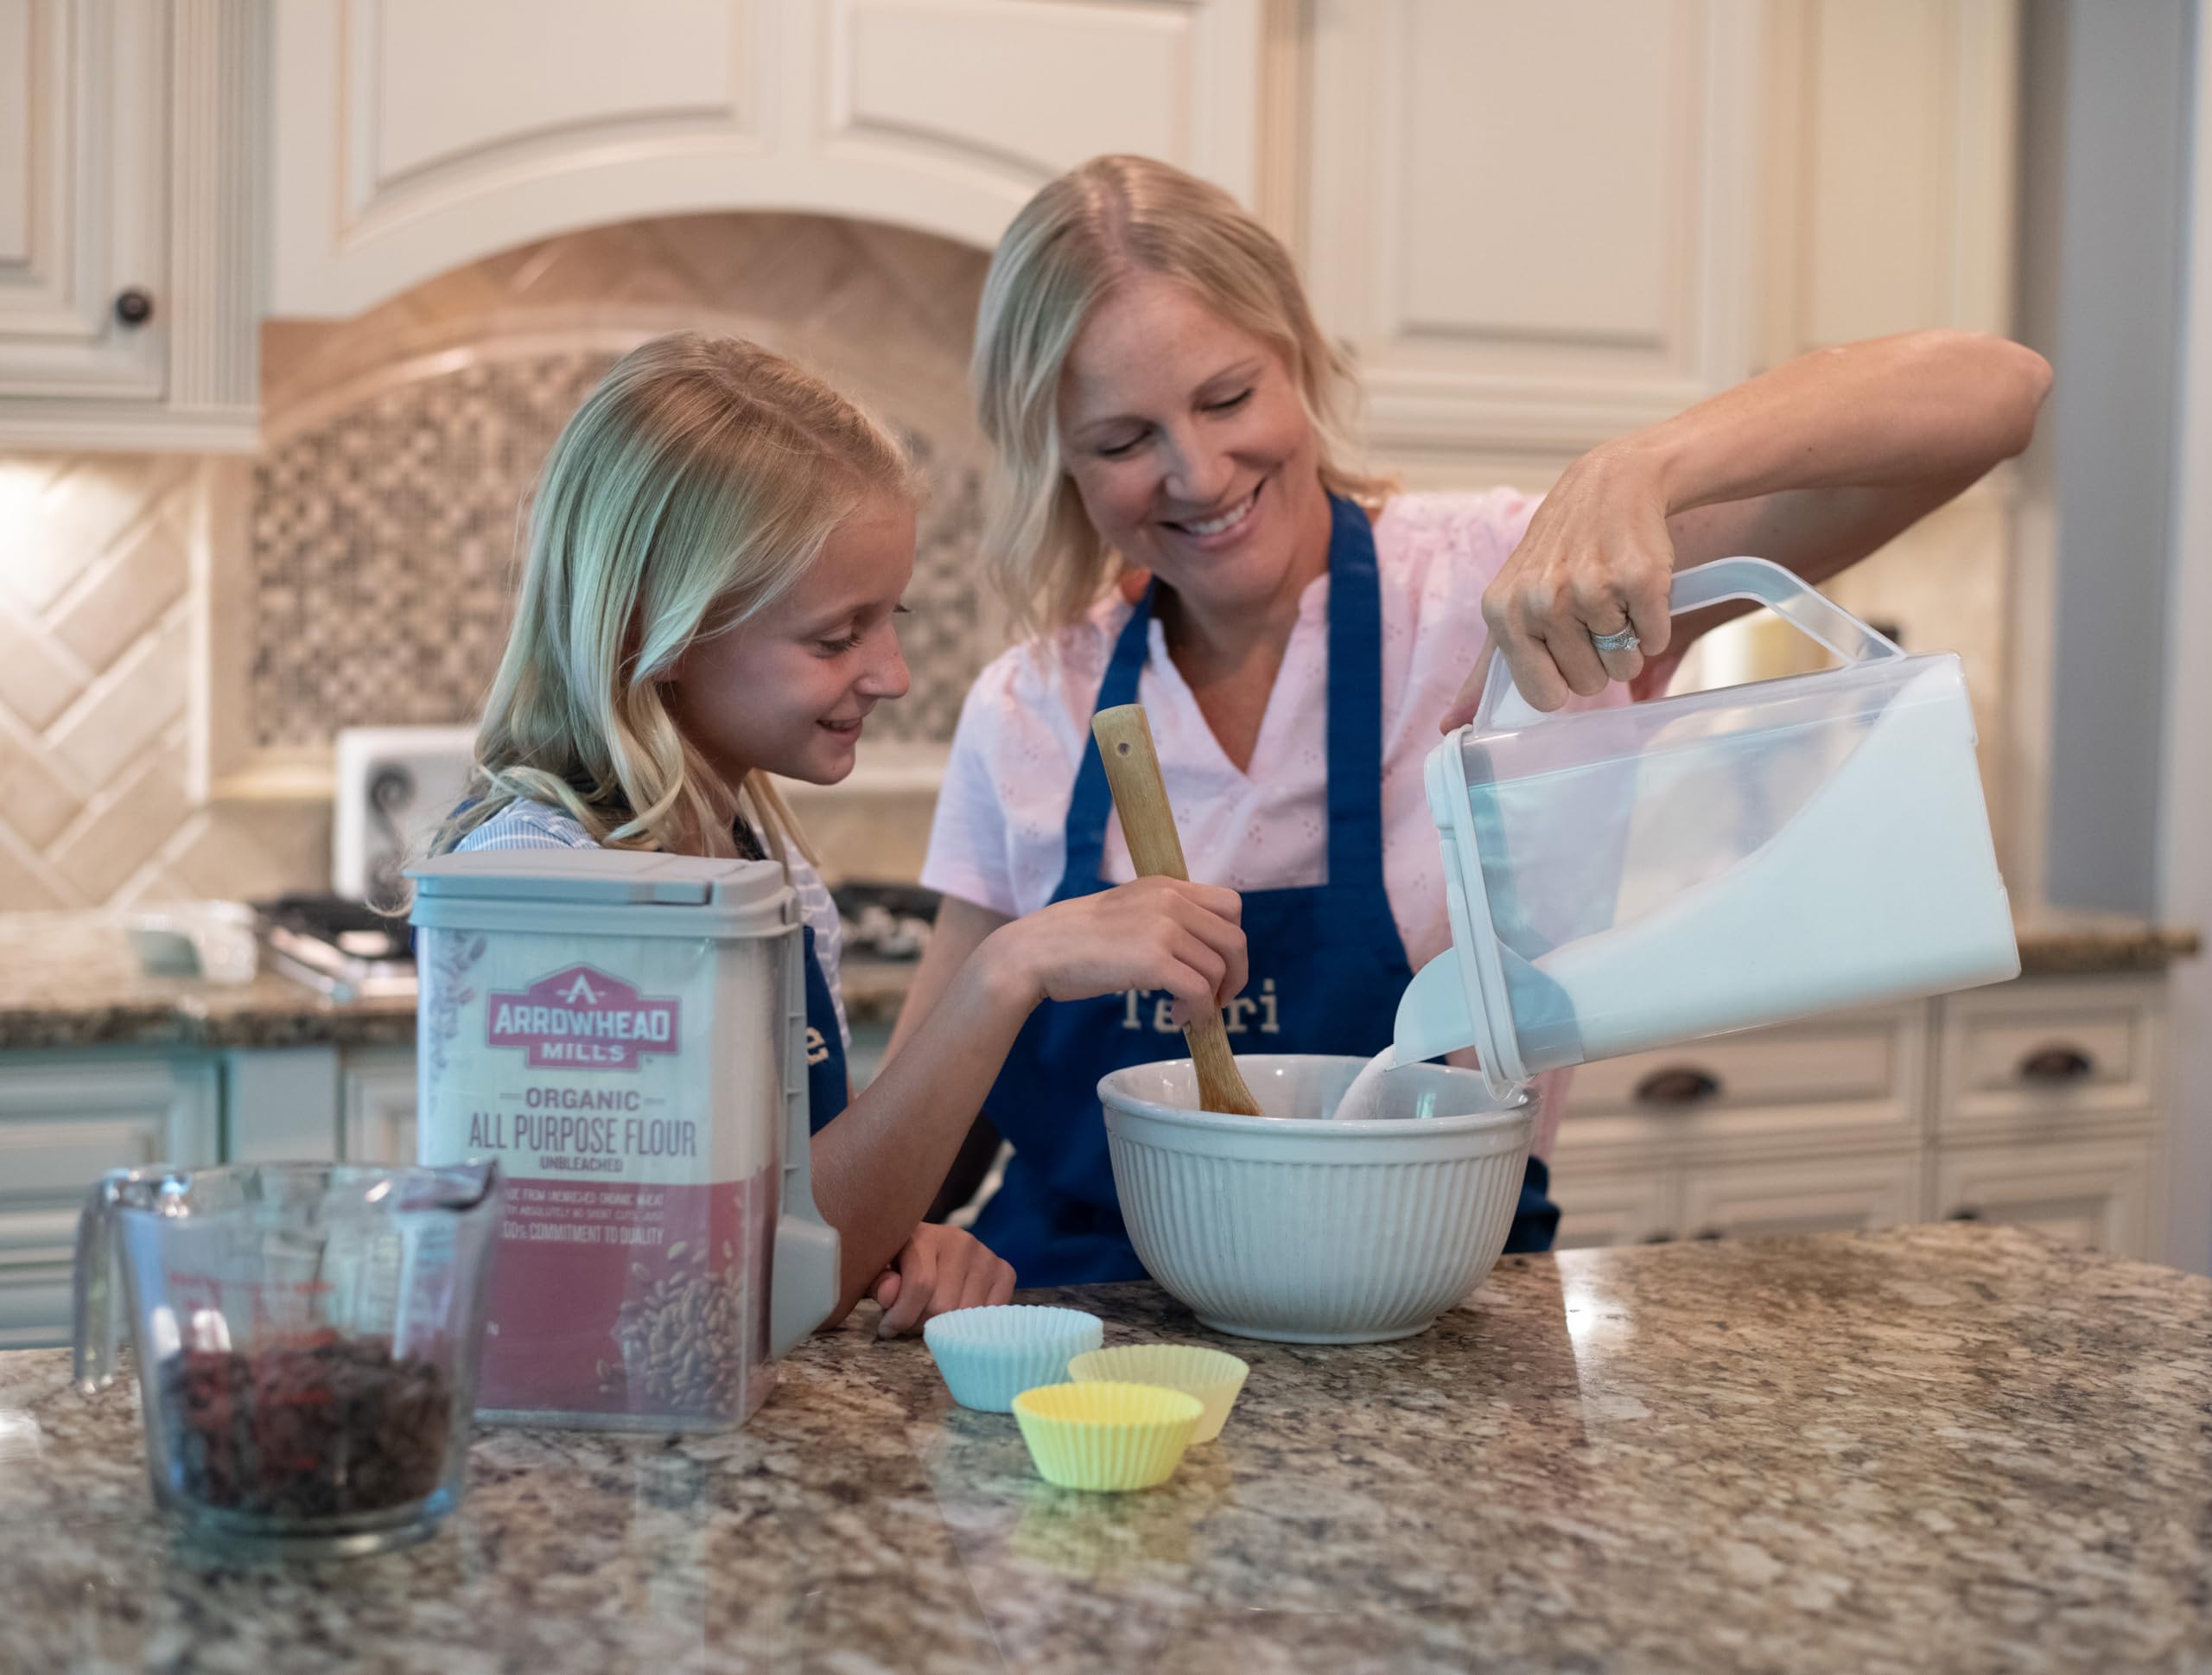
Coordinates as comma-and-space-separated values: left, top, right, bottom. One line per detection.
1395, 557, 2019, 1099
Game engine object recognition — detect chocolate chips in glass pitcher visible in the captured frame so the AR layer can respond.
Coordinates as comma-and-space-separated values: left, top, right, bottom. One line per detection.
156, 1334, 454, 1519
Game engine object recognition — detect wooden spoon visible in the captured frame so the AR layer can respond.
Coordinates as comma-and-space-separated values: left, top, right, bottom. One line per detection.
1091, 704, 1264, 1117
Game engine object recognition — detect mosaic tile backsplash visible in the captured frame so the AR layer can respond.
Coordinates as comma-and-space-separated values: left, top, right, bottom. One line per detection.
249, 351, 988, 748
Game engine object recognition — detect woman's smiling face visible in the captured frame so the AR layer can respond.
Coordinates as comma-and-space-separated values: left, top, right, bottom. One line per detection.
1057, 271, 1328, 615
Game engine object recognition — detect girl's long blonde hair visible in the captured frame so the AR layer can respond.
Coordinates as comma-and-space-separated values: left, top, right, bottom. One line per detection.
433, 331, 918, 864
971, 154, 1390, 634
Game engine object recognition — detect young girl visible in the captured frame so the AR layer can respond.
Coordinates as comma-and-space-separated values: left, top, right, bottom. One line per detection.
432, 332, 1247, 1335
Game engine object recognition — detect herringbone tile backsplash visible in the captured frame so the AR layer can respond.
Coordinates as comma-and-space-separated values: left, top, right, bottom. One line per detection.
0, 455, 305, 910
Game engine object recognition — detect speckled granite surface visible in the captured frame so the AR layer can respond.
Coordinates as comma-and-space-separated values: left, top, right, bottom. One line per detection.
0, 912, 414, 1050
1, 1224, 2207, 1673
2013, 913, 2202, 976
1, 909, 2198, 1052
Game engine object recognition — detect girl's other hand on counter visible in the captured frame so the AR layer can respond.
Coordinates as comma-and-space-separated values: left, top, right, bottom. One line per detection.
871, 1222, 1016, 1337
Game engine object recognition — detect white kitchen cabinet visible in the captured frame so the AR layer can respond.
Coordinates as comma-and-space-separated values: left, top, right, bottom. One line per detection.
1551, 1169, 1676, 1251
1299, 0, 2018, 481
1550, 971, 2171, 1264
1934, 1137, 2156, 1258
1677, 1151, 1924, 1242
269, 0, 1263, 320
1935, 974, 2164, 1139
1756, 0, 2018, 365
1556, 1003, 1926, 1160
341, 1048, 418, 1165
0, 1052, 219, 1349
0, 0, 165, 402
1554, 1151, 1921, 1250
0, 0, 260, 449
1302, 0, 1763, 465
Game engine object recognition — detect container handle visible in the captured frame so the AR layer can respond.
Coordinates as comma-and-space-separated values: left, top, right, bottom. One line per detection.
768, 921, 840, 1360
1471, 556, 1905, 733
72, 1171, 131, 1395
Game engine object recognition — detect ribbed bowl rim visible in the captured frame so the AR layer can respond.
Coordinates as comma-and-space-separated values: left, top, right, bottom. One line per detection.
1098, 1054, 1533, 1141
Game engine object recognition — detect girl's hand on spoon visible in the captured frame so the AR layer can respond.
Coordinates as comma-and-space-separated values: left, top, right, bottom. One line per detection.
982, 877, 1248, 1013
1089, 702, 1262, 1115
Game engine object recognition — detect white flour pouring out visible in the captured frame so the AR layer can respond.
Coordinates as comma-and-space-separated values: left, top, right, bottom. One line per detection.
1327, 1045, 1404, 1123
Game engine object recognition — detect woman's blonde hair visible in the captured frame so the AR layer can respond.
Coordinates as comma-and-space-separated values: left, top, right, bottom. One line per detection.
972, 154, 1390, 633
432, 331, 918, 865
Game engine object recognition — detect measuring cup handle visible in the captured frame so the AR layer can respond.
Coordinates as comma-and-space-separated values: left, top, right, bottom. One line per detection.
72, 1171, 129, 1395
1468, 556, 1904, 732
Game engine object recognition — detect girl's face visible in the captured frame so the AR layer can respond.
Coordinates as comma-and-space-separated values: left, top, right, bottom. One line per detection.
667, 494, 914, 788
1057, 271, 1328, 616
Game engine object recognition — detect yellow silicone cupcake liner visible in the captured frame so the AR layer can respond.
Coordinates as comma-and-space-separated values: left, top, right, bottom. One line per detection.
1011, 1382, 1203, 1493
1065, 1344, 1250, 1444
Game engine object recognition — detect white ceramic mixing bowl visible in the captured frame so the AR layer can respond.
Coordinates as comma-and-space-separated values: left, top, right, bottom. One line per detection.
1098, 1054, 1534, 1344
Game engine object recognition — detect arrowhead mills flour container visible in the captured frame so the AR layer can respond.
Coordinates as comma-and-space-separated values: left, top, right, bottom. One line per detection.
408, 849, 839, 1430
1395, 557, 2019, 1098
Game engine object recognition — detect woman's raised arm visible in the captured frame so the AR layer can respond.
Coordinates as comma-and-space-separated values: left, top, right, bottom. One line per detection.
1446, 329, 2053, 723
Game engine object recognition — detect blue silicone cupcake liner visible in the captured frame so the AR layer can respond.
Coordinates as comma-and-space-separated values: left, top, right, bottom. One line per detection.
923, 1305, 1105, 1413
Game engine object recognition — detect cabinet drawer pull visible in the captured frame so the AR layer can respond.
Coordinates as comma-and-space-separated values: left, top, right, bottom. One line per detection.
1946, 1207, 1984, 1222
1639, 1231, 1675, 1245
2018, 1045, 2094, 1085
1635, 1067, 1721, 1107
112, 287, 155, 328
1693, 1227, 1726, 1242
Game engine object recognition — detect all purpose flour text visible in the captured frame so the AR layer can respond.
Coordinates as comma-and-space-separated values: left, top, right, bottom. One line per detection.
466, 1108, 702, 1158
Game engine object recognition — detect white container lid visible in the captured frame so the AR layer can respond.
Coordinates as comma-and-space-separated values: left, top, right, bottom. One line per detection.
407, 850, 795, 939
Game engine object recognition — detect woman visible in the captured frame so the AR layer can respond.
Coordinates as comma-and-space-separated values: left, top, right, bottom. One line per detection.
896, 155, 2051, 1285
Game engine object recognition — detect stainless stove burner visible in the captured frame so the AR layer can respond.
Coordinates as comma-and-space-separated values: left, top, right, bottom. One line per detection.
252, 894, 417, 1002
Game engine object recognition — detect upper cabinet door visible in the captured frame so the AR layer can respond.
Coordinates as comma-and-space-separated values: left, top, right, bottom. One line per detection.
0, 0, 169, 402
1302, 0, 1766, 462
0, 0, 260, 451
270, 0, 1264, 320
1299, 0, 2018, 473
1758, 0, 2018, 365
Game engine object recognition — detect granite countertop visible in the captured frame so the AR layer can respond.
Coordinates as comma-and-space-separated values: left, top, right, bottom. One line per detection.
1, 908, 2199, 1053
2, 1223, 2208, 1673
0, 910, 907, 1050
0, 912, 416, 1051
2012, 911, 2202, 976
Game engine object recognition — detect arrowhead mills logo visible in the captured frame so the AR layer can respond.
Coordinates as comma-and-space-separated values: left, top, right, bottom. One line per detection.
486, 965, 681, 1070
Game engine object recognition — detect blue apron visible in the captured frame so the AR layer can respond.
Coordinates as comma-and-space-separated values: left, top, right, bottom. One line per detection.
719, 820, 850, 1130
969, 494, 1557, 1286
731, 818, 849, 1130
801, 925, 850, 1130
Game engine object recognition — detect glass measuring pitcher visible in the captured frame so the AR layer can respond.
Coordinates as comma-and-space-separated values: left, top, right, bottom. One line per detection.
73, 1160, 501, 1558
